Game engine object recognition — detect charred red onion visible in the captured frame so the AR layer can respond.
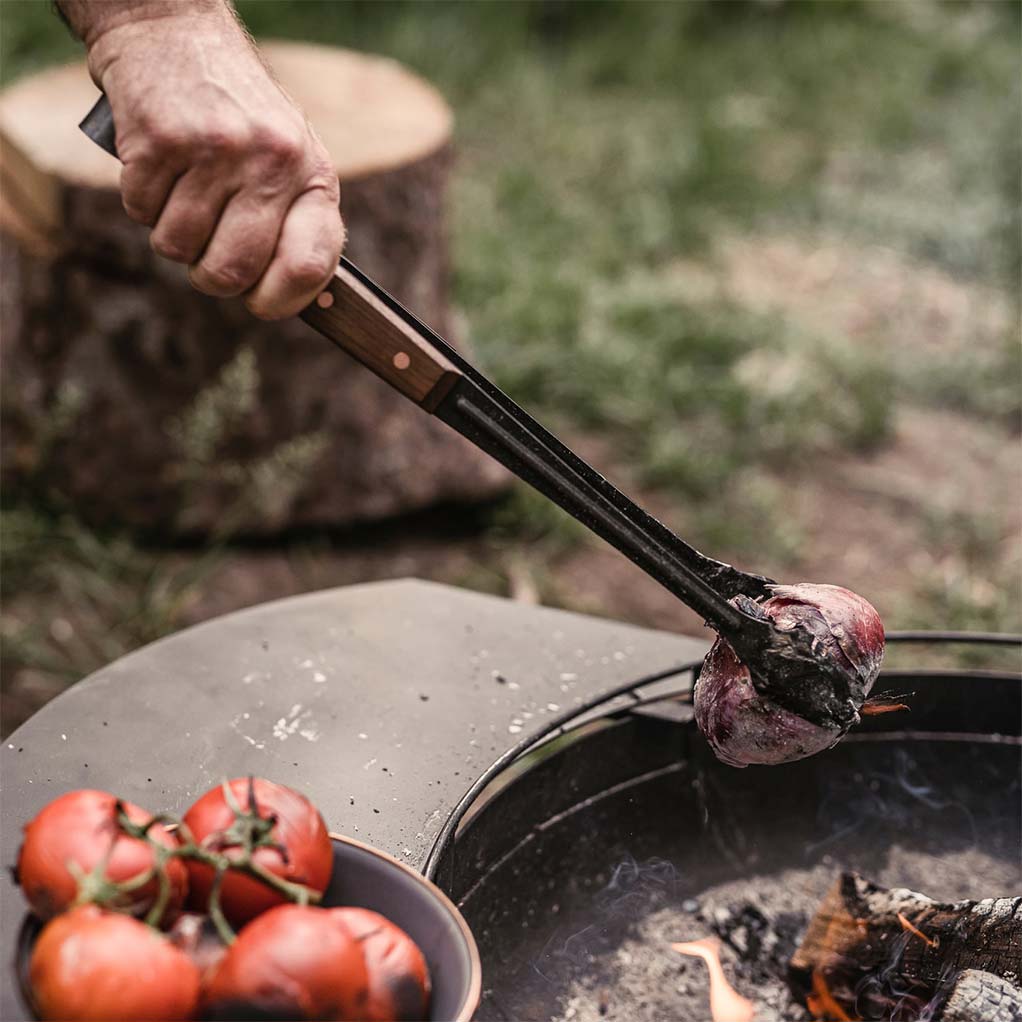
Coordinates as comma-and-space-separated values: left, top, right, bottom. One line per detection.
694, 583, 885, 768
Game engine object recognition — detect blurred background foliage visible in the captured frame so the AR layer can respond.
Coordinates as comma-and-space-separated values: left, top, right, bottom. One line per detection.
2, 0, 1019, 731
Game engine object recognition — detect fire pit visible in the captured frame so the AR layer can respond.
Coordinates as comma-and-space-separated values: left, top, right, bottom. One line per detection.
1, 585, 1018, 1021
427, 634, 1021, 1021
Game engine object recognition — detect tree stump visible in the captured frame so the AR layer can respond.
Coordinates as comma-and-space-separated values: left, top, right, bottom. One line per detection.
0, 42, 508, 536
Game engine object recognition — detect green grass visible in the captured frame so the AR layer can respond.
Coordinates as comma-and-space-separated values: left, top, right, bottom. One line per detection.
3, 3, 1016, 489
1, 508, 219, 683
2, 1, 1019, 721
240, 1, 1020, 492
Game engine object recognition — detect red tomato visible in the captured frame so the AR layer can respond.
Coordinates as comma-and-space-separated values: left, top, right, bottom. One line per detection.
202, 904, 369, 1021
29, 905, 200, 1021
183, 778, 332, 926
16, 789, 186, 923
331, 907, 431, 1021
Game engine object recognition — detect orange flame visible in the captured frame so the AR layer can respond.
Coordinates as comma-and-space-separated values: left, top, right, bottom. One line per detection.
671, 937, 756, 1022
805, 970, 857, 1022
896, 911, 939, 948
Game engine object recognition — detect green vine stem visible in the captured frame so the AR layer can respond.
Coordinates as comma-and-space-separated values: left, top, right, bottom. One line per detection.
70, 831, 162, 916
206, 867, 234, 946
142, 846, 173, 929
69, 785, 322, 943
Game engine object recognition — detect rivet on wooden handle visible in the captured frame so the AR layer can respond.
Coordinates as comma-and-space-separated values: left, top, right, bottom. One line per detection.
301, 265, 462, 411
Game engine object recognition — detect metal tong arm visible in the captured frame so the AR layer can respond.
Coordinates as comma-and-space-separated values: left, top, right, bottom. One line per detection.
306, 270, 862, 727
77, 94, 795, 674
325, 261, 773, 635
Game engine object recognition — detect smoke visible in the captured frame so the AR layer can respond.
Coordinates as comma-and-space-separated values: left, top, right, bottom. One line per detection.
531, 855, 679, 981
849, 929, 931, 1021
809, 748, 978, 855
604, 856, 678, 900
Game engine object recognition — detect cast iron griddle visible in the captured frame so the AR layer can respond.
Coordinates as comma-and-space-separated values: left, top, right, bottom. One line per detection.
0, 579, 707, 1022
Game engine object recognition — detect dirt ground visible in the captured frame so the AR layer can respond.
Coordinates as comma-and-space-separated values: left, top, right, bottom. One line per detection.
165, 403, 1020, 640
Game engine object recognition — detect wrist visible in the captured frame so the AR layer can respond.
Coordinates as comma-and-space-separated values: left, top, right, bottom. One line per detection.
80, 1, 240, 89
59, 0, 229, 47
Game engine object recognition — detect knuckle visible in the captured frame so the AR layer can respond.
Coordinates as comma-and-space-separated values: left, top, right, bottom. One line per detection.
134, 119, 235, 164
150, 232, 190, 263
201, 126, 247, 159
281, 250, 333, 292
256, 124, 306, 174
315, 166, 341, 203
143, 123, 188, 156
244, 296, 282, 321
195, 262, 251, 296
306, 147, 339, 191
122, 195, 155, 226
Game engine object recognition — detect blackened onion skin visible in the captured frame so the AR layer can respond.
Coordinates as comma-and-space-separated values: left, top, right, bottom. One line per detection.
695, 583, 885, 768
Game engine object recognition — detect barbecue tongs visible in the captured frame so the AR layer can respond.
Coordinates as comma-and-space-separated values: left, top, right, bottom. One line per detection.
80, 96, 862, 729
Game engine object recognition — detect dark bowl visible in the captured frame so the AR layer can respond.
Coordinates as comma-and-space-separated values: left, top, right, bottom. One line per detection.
17, 833, 480, 1022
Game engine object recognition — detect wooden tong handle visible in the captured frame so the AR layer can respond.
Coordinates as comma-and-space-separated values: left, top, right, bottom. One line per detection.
301, 264, 462, 412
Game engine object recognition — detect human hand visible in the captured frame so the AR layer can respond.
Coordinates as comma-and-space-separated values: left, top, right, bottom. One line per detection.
79, 0, 343, 319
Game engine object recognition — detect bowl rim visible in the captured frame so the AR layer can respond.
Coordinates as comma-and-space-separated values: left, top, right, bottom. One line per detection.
327, 831, 482, 1022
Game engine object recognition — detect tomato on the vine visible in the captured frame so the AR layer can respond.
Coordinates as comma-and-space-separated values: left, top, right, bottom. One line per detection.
332, 907, 431, 1021
29, 905, 200, 1021
182, 777, 332, 926
202, 904, 369, 1021
16, 789, 186, 923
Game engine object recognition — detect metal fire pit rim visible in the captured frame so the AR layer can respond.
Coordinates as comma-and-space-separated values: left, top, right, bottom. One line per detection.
452, 756, 689, 911
422, 630, 1021, 883
882, 630, 1022, 645
841, 729, 1021, 746
421, 660, 700, 881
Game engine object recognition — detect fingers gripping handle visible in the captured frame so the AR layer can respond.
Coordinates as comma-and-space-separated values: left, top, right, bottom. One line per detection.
77, 92, 462, 409
80, 93, 118, 157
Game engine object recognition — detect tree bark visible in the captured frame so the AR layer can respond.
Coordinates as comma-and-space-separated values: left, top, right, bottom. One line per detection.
0, 43, 509, 536
789, 872, 1022, 1021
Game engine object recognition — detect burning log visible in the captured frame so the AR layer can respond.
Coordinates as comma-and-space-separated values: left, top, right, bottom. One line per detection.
789, 872, 1022, 1021
940, 971, 1022, 1022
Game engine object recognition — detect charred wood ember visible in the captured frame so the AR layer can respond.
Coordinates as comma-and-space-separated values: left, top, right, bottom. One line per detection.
709, 903, 806, 987
937, 970, 1022, 1022
789, 873, 1022, 1021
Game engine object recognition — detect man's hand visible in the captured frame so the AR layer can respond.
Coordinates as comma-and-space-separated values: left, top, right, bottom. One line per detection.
60, 0, 344, 320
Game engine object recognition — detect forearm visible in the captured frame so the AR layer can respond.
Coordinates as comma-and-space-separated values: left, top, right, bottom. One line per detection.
55, 0, 227, 48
